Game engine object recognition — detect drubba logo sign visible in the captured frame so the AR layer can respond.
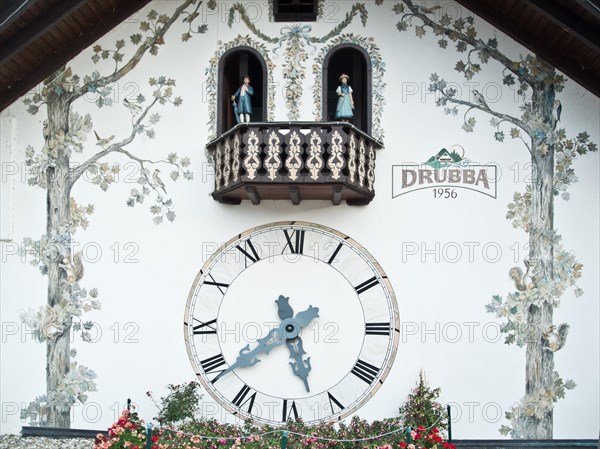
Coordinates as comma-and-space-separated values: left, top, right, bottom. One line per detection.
392, 146, 497, 198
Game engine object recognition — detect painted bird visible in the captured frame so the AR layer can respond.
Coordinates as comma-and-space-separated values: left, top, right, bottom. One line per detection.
153, 169, 167, 194
94, 130, 115, 147
553, 100, 562, 123
472, 90, 489, 109
183, 11, 199, 23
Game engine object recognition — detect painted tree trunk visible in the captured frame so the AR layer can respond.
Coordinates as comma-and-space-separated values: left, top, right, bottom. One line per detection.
525, 83, 556, 439
45, 96, 73, 428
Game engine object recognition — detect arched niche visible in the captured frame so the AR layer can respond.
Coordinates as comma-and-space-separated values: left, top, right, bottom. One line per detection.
322, 44, 372, 135
218, 47, 268, 135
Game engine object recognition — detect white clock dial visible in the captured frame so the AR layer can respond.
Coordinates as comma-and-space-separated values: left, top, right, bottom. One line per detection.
184, 221, 399, 426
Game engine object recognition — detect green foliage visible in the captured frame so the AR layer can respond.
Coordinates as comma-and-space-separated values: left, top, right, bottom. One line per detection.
461, 117, 476, 133
500, 372, 576, 438
398, 371, 448, 433
21, 363, 97, 426
96, 410, 457, 449
312, 3, 368, 43
149, 381, 203, 425
486, 232, 584, 347
506, 187, 532, 231
554, 130, 598, 199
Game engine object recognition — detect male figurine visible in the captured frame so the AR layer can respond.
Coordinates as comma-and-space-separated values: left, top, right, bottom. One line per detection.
231, 75, 254, 123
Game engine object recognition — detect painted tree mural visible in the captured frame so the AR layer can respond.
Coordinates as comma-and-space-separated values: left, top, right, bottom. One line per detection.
18, 0, 206, 428
393, 0, 597, 439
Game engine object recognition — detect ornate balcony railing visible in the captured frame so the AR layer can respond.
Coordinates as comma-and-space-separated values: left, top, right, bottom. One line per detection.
206, 122, 383, 205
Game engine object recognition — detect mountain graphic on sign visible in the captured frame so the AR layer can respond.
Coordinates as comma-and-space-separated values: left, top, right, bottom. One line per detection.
424, 148, 471, 168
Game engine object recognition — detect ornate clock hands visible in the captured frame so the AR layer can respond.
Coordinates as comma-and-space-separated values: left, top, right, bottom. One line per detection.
276, 295, 294, 320
277, 295, 319, 392
286, 336, 311, 392
219, 295, 319, 389
214, 327, 285, 382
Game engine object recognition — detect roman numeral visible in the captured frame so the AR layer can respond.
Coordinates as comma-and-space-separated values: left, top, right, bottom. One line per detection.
200, 354, 227, 383
232, 385, 256, 413
351, 359, 380, 385
365, 322, 390, 336
283, 229, 305, 254
236, 239, 260, 263
327, 392, 344, 414
354, 276, 379, 294
327, 243, 343, 265
203, 274, 229, 294
201, 354, 226, 373
282, 399, 299, 422
193, 318, 217, 335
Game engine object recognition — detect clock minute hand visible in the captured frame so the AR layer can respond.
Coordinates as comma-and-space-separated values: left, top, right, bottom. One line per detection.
281, 304, 319, 392
214, 327, 285, 381
287, 336, 311, 392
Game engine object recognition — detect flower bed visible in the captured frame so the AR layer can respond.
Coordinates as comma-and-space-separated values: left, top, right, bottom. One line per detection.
94, 409, 456, 449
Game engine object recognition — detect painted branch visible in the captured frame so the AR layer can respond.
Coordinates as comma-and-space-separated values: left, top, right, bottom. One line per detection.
442, 90, 531, 133
71, 97, 160, 185
401, 0, 535, 85
74, 0, 196, 100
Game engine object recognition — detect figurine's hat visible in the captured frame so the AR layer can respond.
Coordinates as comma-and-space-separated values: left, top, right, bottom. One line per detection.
339, 73, 350, 81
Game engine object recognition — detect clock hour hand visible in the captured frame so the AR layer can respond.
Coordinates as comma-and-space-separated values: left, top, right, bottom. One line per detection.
294, 305, 319, 328
214, 327, 285, 381
286, 336, 311, 392
276, 295, 294, 320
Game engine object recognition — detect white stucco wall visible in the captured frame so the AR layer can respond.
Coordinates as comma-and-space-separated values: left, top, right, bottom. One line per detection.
1, 0, 598, 439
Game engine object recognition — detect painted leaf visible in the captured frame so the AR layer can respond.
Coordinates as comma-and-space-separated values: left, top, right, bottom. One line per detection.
392, 3, 404, 13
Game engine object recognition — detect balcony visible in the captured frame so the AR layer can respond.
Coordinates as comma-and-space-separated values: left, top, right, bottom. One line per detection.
206, 122, 383, 205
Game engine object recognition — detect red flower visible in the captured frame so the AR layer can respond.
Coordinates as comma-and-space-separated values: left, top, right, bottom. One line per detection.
152, 435, 159, 442
400, 443, 407, 448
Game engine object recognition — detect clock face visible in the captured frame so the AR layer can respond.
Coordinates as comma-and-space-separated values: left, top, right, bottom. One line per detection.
184, 221, 399, 426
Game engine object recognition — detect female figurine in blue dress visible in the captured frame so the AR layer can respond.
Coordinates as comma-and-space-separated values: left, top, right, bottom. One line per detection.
335, 73, 354, 122
231, 75, 254, 123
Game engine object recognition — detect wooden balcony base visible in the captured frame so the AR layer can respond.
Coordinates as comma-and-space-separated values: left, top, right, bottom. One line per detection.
213, 183, 374, 206
207, 122, 382, 206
